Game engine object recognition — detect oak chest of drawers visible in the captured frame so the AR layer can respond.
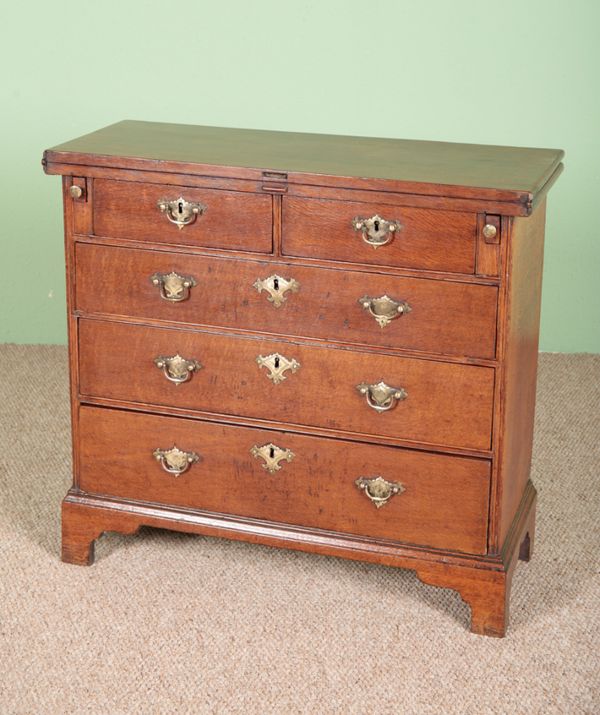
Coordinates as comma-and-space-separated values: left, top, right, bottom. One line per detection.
43, 121, 563, 636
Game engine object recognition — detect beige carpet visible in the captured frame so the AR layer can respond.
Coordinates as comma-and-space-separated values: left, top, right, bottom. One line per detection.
0, 347, 598, 714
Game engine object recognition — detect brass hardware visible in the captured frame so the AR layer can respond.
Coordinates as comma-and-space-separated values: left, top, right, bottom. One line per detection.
355, 476, 405, 508
352, 214, 401, 248
153, 446, 199, 476
250, 443, 295, 474
261, 183, 288, 194
262, 171, 288, 181
482, 224, 497, 240
253, 274, 300, 308
356, 380, 407, 413
359, 295, 411, 328
256, 353, 300, 384
154, 354, 201, 385
157, 196, 207, 230
69, 185, 83, 199
150, 271, 197, 302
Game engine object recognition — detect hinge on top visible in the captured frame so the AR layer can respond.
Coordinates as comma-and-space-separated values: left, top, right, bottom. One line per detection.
261, 171, 288, 194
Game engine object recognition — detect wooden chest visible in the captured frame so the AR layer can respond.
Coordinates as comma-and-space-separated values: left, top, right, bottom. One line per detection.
43, 121, 563, 636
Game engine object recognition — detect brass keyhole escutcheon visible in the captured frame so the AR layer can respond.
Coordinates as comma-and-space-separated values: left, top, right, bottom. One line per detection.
256, 352, 300, 384
251, 443, 295, 474
253, 274, 300, 308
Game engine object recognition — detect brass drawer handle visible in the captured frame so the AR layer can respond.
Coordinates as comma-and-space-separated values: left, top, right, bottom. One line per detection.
150, 271, 197, 302
356, 380, 407, 413
256, 352, 300, 384
355, 476, 405, 508
153, 446, 199, 476
359, 295, 411, 327
154, 354, 202, 385
352, 214, 401, 248
253, 274, 300, 307
157, 196, 206, 229
251, 443, 295, 474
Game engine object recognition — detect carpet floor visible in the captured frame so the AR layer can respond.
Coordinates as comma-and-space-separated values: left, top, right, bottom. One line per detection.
0, 347, 598, 714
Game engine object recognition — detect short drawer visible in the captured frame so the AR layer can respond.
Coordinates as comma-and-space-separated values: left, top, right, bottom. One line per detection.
92, 178, 273, 253
79, 319, 495, 450
79, 406, 491, 554
75, 243, 498, 359
282, 196, 476, 273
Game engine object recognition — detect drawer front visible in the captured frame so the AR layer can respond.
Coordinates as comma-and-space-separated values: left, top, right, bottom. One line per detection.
79, 320, 494, 450
282, 196, 476, 273
79, 406, 491, 554
75, 243, 498, 359
93, 179, 273, 253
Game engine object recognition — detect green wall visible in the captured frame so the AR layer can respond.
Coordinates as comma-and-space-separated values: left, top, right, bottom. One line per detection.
2, 1, 598, 351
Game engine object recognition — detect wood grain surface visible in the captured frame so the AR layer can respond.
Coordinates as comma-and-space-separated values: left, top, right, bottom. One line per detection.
77, 406, 491, 554
74, 242, 498, 359
282, 196, 477, 273
78, 318, 495, 450
44, 120, 564, 214
93, 178, 273, 252
494, 201, 547, 548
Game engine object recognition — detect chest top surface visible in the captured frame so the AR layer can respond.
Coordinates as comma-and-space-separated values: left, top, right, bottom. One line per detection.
44, 120, 564, 214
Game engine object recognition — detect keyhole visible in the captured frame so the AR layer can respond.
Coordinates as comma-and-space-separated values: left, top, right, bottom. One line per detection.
269, 446, 275, 459
178, 201, 184, 214
273, 277, 279, 291
374, 219, 380, 232
274, 356, 280, 369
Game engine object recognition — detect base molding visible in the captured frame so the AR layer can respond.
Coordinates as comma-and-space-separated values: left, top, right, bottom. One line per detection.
62, 482, 537, 637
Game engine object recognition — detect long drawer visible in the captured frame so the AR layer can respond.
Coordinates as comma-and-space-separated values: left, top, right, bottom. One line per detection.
78, 406, 491, 554
78, 319, 495, 450
92, 179, 273, 253
75, 243, 498, 359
